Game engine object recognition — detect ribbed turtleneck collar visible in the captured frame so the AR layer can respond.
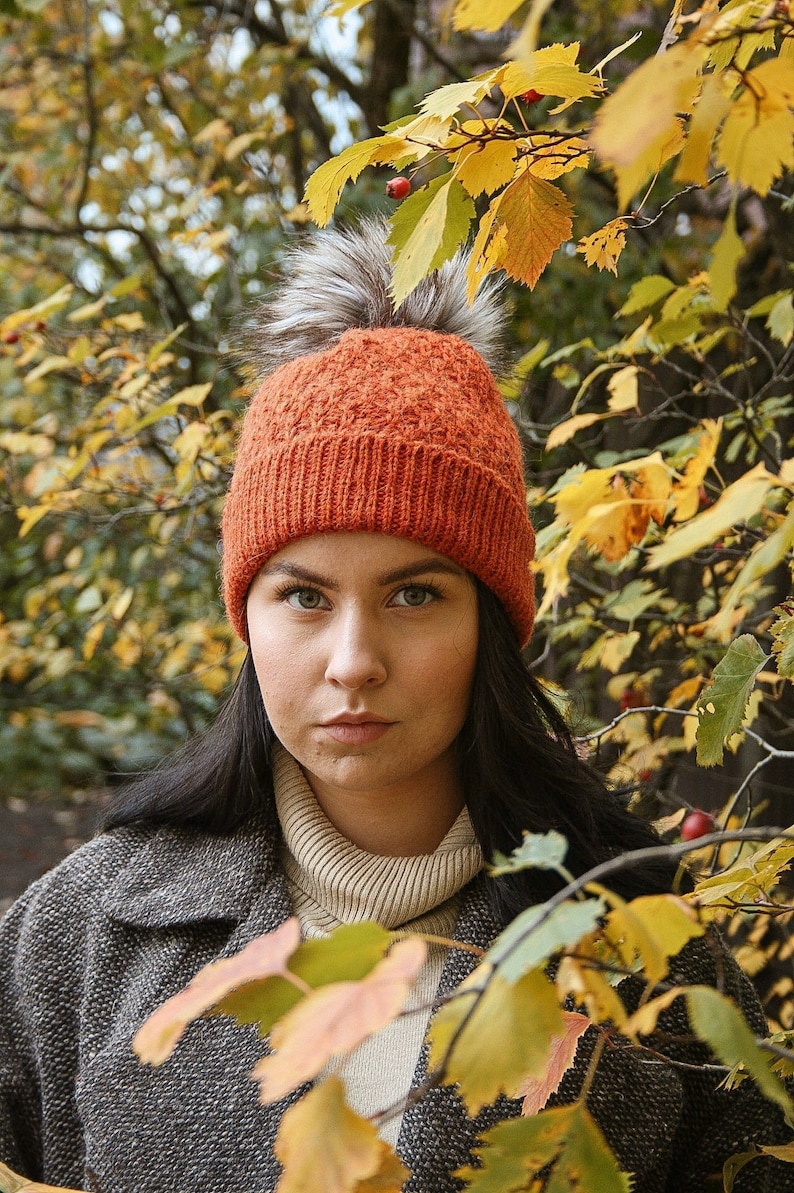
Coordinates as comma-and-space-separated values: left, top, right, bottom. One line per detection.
272, 745, 483, 935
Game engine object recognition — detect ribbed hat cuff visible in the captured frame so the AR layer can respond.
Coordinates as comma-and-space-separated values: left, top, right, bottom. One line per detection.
222, 433, 535, 644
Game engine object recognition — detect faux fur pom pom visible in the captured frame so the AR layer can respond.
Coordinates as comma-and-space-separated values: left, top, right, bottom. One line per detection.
240, 217, 506, 380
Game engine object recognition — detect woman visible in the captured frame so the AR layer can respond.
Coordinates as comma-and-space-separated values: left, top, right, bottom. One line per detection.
0, 220, 790, 1192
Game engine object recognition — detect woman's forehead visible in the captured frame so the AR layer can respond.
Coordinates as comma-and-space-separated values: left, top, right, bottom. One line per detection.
260, 532, 468, 580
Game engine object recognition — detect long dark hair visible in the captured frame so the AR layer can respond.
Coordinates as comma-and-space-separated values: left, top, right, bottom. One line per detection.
102, 581, 677, 920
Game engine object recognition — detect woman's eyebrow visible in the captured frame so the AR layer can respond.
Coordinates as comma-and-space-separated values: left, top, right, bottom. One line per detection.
259, 556, 465, 589
259, 560, 338, 588
378, 558, 466, 585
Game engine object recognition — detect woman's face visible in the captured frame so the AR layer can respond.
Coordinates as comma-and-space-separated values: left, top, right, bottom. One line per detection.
246, 532, 478, 847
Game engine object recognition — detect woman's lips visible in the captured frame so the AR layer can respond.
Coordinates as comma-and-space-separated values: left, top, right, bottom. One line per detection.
321, 719, 394, 745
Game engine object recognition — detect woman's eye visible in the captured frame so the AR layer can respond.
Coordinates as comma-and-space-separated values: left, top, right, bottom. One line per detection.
394, 585, 435, 607
285, 588, 326, 610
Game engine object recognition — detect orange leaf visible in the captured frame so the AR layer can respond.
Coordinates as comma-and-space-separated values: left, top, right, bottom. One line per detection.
671, 419, 722, 522
254, 938, 427, 1103
133, 918, 302, 1065
515, 1011, 591, 1115
498, 168, 574, 290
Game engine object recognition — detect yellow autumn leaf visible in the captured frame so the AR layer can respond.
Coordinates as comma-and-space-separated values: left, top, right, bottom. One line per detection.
584, 485, 647, 563
552, 468, 614, 526
710, 205, 745, 313
0, 1162, 88, 1193
622, 987, 682, 1038
546, 412, 604, 451
169, 382, 213, 407
66, 296, 108, 322
304, 137, 401, 226
193, 117, 232, 143
428, 967, 563, 1114
385, 114, 451, 162
647, 462, 776, 570
555, 953, 628, 1026
674, 71, 732, 186
172, 422, 210, 463
466, 203, 509, 300
590, 43, 702, 168
0, 432, 54, 458
580, 629, 641, 674
576, 218, 628, 275
450, 133, 518, 198
452, 0, 524, 35
528, 136, 589, 180
631, 460, 670, 525
418, 68, 501, 120
606, 364, 639, 412
23, 355, 73, 385
496, 168, 574, 290
0, 284, 73, 336
506, 0, 563, 58
274, 1078, 403, 1193
501, 43, 602, 103
717, 57, 794, 196
604, 895, 704, 989
671, 419, 722, 523
614, 119, 687, 212
224, 131, 268, 161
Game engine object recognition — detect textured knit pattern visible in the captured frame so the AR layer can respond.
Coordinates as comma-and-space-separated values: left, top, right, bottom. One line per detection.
1, 819, 792, 1193
273, 747, 481, 1145
221, 326, 536, 644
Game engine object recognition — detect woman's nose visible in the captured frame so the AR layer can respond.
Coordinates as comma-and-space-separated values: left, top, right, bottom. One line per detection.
324, 611, 388, 689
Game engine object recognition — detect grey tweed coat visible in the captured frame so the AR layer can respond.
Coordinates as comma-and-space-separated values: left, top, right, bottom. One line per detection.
0, 812, 791, 1193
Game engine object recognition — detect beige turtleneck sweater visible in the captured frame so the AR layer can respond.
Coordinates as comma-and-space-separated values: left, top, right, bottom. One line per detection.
272, 747, 483, 1145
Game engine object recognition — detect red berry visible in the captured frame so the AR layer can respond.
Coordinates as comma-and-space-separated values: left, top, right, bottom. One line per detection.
680, 810, 715, 841
385, 176, 411, 200
520, 89, 545, 104
620, 689, 646, 712
3, 331, 19, 344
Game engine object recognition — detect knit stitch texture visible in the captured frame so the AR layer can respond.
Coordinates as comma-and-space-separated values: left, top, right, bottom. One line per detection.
221, 326, 535, 643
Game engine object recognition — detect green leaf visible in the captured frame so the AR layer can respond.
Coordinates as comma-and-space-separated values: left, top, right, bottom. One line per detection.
428, 968, 562, 1113
487, 897, 606, 983
617, 275, 676, 317
388, 175, 475, 306
459, 1106, 631, 1193
696, 635, 769, 767
218, 922, 391, 1036
489, 830, 569, 876
686, 987, 793, 1117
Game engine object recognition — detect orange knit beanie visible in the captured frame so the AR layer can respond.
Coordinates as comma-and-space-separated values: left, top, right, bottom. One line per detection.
222, 324, 536, 645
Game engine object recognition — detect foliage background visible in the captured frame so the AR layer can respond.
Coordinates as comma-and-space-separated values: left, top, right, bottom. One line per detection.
1, 4, 793, 1188
1, 0, 792, 842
